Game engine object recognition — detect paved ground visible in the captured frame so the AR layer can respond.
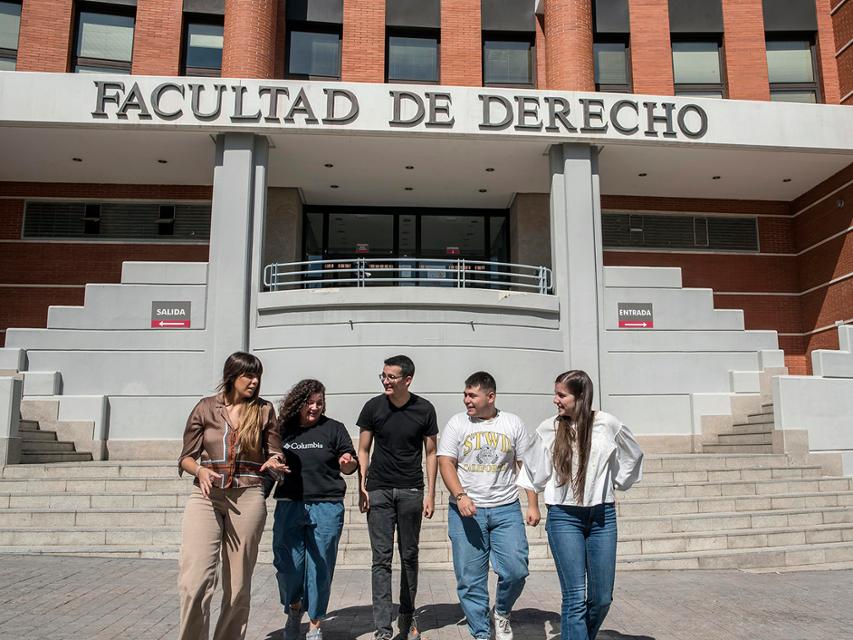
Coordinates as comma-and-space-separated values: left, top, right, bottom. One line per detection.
0, 556, 850, 640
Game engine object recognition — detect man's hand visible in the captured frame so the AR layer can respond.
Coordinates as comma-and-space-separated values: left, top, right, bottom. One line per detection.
196, 466, 222, 498
260, 456, 290, 475
526, 502, 541, 527
423, 494, 435, 519
457, 494, 477, 517
358, 485, 370, 513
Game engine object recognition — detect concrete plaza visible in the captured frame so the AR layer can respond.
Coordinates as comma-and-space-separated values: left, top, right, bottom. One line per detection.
0, 555, 849, 640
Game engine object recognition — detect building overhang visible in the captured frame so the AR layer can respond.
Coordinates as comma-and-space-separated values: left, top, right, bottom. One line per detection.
1, 71, 851, 206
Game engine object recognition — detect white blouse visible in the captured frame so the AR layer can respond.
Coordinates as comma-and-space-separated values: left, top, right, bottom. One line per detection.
517, 411, 644, 507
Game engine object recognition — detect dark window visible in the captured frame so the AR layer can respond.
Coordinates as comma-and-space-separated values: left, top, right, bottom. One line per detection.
286, 22, 341, 79
483, 33, 534, 87
0, 1, 21, 70
594, 40, 631, 92
23, 201, 211, 241
602, 213, 758, 251
766, 38, 819, 103
386, 29, 439, 83
73, 4, 135, 74
671, 40, 724, 98
182, 16, 223, 77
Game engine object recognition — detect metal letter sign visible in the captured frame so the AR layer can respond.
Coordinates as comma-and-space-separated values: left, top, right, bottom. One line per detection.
618, 302, 653, 329
151, 301, 191, 328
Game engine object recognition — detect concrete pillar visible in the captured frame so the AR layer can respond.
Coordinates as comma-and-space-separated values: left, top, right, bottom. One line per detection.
0, 377, 22, 465
222, 0, 277, 78
544, 0, 594, 91
207, 134, 269, 386
549, 144, 605, 403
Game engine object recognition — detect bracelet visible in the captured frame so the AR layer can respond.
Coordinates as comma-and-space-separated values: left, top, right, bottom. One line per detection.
455, 492, 468, 500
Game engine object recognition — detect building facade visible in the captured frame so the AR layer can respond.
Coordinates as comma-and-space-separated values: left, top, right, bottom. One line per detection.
0, 0, 851, 468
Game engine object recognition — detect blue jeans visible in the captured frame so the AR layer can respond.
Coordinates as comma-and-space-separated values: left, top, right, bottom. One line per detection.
448, 500, 529, 639
546, 503, 617, 640
272, 500, 345, 621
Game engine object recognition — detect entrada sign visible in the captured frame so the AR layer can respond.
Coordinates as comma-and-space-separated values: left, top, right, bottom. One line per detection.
618, 303, 654, 329
91, 81, 708, 140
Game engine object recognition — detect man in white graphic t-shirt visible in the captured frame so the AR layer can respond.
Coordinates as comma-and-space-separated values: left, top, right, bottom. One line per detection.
437, 371, 540, 640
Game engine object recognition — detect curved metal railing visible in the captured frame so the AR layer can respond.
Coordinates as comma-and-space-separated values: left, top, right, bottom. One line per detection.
263, 258, 553, 294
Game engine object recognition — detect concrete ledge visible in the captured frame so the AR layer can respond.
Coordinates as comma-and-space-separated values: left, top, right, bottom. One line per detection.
0, 349, 26, 373
603, 266, 682, 289
121, 262, 209, 285
634, 434, 698, 454
21, 372, 61, 396
812, 349, 853, 378
730, 370, 761, 394
6, 328, 208, 352
106, 439, 183, 461
774, 375, 853, 453
0, 377, 23, 465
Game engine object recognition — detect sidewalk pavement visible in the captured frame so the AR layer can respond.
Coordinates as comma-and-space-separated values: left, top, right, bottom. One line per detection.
0, 555, 849, 640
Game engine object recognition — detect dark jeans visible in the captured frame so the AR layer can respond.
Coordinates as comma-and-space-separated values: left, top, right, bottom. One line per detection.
367, 488, 424, 636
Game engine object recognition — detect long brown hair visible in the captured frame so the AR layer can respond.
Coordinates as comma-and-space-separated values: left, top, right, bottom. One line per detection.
552, 370, 595, 503
278, 379, 326, 433
218, 352, 264, 456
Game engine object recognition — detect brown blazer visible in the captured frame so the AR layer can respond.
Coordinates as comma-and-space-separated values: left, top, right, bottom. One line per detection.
178, 394, 283, 489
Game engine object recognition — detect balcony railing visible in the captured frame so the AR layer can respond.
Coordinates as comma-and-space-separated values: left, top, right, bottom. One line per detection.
263, 258, 553, 294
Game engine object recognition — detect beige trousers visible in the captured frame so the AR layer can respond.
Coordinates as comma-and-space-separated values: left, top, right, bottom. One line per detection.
177, 485, 267, 640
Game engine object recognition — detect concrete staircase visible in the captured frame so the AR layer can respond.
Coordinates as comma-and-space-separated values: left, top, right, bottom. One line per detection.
16, 400, 93, 464
703, 403, 776, 455
0, 453, 851, 571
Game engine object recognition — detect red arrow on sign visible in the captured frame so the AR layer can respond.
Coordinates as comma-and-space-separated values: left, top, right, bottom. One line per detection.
150, 319, 191, 328
618, 321, 653, 328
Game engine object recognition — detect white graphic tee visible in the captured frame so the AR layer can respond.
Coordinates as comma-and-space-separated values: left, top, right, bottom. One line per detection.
437, 410, 532, 508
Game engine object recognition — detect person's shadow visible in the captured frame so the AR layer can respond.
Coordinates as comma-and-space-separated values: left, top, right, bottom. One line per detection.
264, 603, 655, 639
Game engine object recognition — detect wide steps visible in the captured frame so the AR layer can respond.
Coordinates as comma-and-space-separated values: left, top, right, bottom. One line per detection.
702, 443, 772, 454
715, 432, 774, 446
18, 452, 94, 464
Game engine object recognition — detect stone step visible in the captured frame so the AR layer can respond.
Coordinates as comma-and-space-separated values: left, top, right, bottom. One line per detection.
617, 490, 853, 517
715, 432, 774, 446
18, 430, 58, 443
18, 452, 94, 464
623, 476, 853, 500
18, 420, 39, 432
747, 412, 775, 425
702, 444, 773, 454
646, 453, 789, 471
730, 422, 774, 435
616, 541, 853, 571
20, 440, 77, 453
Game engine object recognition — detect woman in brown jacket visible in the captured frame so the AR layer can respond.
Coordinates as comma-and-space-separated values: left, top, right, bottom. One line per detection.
177, 351, 288, 640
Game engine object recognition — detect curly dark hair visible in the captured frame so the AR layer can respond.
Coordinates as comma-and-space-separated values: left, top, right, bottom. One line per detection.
278, 379, 326, 432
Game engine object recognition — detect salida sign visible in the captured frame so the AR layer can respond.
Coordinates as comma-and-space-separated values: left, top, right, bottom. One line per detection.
151, 301, 191, 329
618, 303, 654, 329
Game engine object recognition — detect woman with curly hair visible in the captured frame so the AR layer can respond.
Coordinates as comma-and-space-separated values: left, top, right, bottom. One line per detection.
271, 379, 358, 640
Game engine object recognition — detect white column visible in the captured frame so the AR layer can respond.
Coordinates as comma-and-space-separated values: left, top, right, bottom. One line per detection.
549, 143, 605, 403
206, 133, 269, 387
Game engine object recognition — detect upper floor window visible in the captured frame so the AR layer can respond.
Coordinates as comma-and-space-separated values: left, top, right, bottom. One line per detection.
182, 16, 223, 77
766, 39, 819, 103
671, 40, 724, 98
286, 22, 341, 80
482, 33, 534, 87
73, 4, 135, 74
386, 29, 439, 83
594, 39, 630, 92
0, 1, 21, 70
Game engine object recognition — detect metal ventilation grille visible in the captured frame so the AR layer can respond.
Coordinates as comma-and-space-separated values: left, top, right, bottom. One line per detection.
602, 213, 758, 251
23, 201, 211, 241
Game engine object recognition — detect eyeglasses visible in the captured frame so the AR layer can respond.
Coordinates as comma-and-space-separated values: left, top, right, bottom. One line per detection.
378, 373, 403, 382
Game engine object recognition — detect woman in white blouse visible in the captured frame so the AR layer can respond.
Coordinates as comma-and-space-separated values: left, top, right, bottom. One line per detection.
519, 370, 643, 640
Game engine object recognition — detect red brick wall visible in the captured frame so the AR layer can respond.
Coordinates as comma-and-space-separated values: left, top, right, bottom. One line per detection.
441, 0, 482, 86
15, 0, 73, 72
817, 0, 842, 103
535, 14, 547, 89
627, 0, 674, 95
721, 0, 770, 100
0, 184, 212, 347
131, 0, 183, 76
222, 0, 277, 78
342, 0, 385, 83
544, 0, 594, 91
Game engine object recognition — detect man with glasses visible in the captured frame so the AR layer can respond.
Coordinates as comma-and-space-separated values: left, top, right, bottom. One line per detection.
357, 355, 438, 640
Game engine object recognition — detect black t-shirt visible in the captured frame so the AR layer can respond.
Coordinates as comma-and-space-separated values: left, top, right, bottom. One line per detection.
358, 393, 439, 491
273, 416, 356, 502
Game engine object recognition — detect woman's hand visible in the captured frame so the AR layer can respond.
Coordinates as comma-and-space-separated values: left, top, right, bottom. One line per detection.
526, 502, 541, 527
260, 456, 290, 476
338, 453, 358, 474
196, 466, 222, 498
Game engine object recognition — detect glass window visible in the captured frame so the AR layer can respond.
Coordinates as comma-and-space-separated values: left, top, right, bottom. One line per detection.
672, 41, 723, 97
483, 36, 533, 86
327, 213, 394, 256
74, 8, 135, 73
420, 215, 485, 258
183, 20, 223, 76
387, 33, 438, 83
0, 1, 21, 69
287, 26, 341, 79
594, 41, 629, 91
766, 40, 818, 103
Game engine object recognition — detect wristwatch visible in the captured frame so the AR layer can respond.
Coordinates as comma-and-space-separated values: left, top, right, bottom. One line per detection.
455, 492, 468, 500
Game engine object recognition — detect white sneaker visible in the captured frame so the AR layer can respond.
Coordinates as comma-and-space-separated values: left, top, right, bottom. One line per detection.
492, 607, 513, 640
